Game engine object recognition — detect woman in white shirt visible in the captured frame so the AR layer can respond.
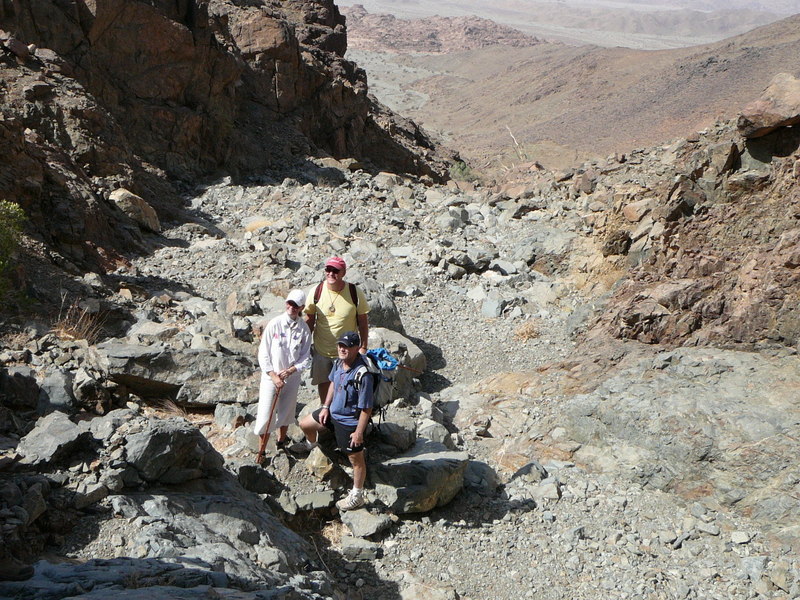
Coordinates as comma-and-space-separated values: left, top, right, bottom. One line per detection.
254, 289, 312, 461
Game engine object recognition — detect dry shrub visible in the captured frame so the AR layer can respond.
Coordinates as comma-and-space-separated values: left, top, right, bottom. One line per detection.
150, 397, 188, 419
319, 519, 348, 549
52, 300, 105, 344
514, 319, 540, 342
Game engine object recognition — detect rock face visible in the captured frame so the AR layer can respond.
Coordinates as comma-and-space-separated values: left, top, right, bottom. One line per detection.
0, 1, 453, 272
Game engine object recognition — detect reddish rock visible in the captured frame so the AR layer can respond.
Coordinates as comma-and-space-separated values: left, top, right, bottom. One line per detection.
738, 73, 800, 139
622, 199, 653, 223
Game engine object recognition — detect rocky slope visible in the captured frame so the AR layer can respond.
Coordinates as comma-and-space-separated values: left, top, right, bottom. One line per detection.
2, 73, 800, 598
0, 0, 455, 275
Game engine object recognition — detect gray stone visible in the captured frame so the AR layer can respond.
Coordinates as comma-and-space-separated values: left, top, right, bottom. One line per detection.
37, 368, 76, 414
75, 482, 109, 509
731, 531, 752, 544
0, 366, 40, 410
125, 418, 223, 484
481, 296, 506, 318
372, 440, 469, 514
463, 461, 499, 495
377, 408, 417, 452
89, 408, 136, 442
294, 490, 335, 511
127, 320, 180, 342
22, 484, 47, 525
214, 403, 247, 430
237, 464, 281, 495
341, 509, 393, 538
341, 535, 381, 560
740, 556, 768, 581
417, 419, 454, 449
349, 278, 405, 334
416, 396, 444, 423
533, 478, 562, 501
17, 411, 93, 466
93, 342, 256, 406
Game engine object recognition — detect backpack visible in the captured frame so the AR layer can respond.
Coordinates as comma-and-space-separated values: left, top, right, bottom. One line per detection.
339, 348, 399, 426
355, 348, 399, 410
313, 282, 359, 309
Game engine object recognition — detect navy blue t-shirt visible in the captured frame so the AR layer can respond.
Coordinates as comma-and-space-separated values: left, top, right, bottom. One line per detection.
328, 355, 374, 427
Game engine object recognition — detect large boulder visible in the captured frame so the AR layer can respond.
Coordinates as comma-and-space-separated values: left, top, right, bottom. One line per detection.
92, 342, 257, 406
540, 347, 800, 540
17, 412, 93, 467
355, 278, 405, 334
125, 418, 224, 484
109, 188, 161, 232
371, 440, 469, 513
738, 73, 800, 139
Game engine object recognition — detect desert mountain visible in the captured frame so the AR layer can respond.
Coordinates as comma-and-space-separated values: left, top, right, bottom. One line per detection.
342, 4, 541, 53
353, 13, 800, 170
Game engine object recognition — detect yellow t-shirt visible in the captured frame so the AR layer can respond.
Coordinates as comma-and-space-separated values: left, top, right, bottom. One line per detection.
305, 283, 370, 358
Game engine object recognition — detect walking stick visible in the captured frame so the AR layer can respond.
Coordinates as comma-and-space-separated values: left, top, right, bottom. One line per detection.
256, 385, 281, 464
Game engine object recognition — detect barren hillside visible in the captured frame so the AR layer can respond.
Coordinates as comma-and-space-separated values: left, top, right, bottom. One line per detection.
357, 14, 800, 170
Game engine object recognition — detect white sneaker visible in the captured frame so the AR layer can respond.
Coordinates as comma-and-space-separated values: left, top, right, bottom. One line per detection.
289, 439, 318, 454
336, 489, 365, 512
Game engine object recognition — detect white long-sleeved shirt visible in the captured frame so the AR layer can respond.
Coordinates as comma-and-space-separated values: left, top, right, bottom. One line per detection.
258, 312, 312, 375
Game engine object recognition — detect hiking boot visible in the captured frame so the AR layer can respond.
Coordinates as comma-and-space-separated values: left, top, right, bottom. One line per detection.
336, 489, 365, 512
275, 438, 288, 451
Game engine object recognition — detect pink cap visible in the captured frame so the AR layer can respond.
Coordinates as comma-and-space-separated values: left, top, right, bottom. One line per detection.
325, 256, 346, 271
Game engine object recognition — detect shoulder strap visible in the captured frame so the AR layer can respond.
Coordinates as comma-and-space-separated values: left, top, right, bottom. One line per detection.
314, 282, 358, 309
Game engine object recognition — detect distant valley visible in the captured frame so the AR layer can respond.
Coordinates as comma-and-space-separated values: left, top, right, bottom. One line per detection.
345, 7, 800, 170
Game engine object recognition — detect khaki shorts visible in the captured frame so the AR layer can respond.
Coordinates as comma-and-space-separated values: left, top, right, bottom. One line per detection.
310, 350, 335, 385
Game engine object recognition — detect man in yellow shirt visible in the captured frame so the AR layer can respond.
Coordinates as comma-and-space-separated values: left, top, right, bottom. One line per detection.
304, 257, 370, 403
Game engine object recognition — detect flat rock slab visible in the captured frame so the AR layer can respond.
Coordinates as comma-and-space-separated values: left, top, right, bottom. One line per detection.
341, 509, 393, 538
294, 490, 335, 511
341, 535, 381, 560
93, 342, 257, 406
372, 440, 468, 514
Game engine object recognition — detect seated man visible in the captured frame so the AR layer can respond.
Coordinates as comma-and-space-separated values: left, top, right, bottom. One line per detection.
298, 331, 374, 511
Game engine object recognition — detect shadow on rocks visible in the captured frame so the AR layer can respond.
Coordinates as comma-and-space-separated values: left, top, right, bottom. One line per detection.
405, 335, 451, 393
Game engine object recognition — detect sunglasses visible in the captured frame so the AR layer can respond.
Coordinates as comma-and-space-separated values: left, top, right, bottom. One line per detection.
287, 301, 300, 308
324, 266, 341, 274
